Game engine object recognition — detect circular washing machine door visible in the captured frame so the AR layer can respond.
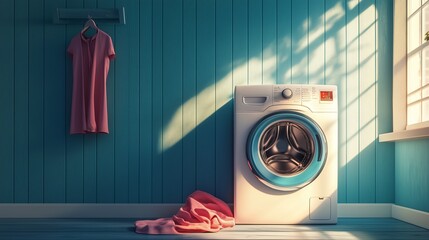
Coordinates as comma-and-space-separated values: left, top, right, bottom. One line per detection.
247, 111, 327, 191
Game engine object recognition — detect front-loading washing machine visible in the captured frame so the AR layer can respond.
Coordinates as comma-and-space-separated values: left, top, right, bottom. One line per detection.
234, 84, 337, 224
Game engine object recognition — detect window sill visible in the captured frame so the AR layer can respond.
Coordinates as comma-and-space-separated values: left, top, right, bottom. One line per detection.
379, 127, 429, 142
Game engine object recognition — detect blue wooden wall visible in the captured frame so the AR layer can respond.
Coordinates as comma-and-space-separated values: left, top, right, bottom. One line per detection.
395, 139, 429, 213
0, 0, 394, 204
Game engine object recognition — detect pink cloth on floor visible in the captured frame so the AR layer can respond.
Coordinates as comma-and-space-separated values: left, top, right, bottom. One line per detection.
135, 190, 235, 234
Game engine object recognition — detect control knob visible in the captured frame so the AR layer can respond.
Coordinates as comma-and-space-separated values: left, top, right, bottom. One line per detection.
282, 88, 293, 99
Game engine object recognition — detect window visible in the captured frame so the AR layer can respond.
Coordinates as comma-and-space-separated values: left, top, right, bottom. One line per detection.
379, 0, 429, 142
407, 0, 429, 129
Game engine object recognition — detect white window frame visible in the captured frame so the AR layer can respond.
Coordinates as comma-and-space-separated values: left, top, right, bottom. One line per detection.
379, 0, 429, 142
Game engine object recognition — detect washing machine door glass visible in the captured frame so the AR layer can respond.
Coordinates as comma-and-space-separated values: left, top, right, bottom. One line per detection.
247, 112, 327, 191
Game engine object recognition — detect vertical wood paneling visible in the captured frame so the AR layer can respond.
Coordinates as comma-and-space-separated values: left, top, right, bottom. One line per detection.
152, 0, 164, 202
277, 0, 292, 84
196, 0, 216, 194
65, 0, 84, 203
262, 0, 276, 84
182, 0, 197, 199
215, 0, 233, 202
96, 0, 115, 203
126, 0, 141, 204
0, 0, 15, 203
291, 0, 309, 84
43, 0, 66, 203
231, 0, 248, 197
28, 0, 45, 203
375, 0, 394, 203
232, 0, 248, 86
325, 0, 347, 203
14, 0, 29, 203
82, 105, 97, 195
139, 0, 153, 203
308, 0, 325, 85
395, 139, 429, 212
114, 0, 130, 203
248, 0, 262, 85
358, 0, 376, 203
0, 0, 395, 204
162, 0, 183, 203
82, 0, 97, 203
345, 0, 360, 203
83, 139, 98, 200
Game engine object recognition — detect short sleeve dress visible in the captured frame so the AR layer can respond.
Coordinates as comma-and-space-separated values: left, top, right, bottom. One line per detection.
67, 29, 115, 134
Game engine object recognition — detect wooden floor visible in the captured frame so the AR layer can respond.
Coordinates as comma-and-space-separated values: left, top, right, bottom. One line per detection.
0, 218, 428, 240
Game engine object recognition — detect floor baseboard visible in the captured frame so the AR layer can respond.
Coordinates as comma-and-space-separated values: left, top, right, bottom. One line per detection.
338, 203, 393, 218
392, 204, 429, 230
0, 203, 392, 218
0, 203, 182, 218
0, 203, 427, 229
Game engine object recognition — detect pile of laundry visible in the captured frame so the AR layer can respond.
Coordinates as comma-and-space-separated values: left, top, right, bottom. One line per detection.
135, 190, 235, 234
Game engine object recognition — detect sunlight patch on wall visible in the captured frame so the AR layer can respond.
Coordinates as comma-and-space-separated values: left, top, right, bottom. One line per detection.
281, 37, 293, 81
278, 37, 292, 76
326, 26, 347, 83
361, 5, 376, 31
325, 2, 347, 76
308, 43, 325, 82
249, 55, 262, 85
161, 55, 278, 152
162, 0, 379, 158
326, 1, 345, 27
348, 0, 361, 10
262, 48, 278, 84
298, 1, 345, 53
359, 3, 377, 153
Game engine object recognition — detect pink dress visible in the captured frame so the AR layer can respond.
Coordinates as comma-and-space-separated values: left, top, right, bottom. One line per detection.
67, 29, 115, 134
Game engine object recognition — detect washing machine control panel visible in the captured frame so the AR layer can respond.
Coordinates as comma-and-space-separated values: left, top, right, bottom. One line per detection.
273, 84, 337, 112
274, 85, 301, 104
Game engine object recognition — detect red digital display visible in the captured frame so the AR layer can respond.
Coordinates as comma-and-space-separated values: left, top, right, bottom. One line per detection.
320, 91, 333, 101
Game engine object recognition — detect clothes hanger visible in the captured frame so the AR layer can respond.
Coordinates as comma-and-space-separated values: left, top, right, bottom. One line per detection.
81, 16, 98, 34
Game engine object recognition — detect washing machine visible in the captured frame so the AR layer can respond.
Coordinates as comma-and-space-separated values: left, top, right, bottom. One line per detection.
234, 84, 337, 224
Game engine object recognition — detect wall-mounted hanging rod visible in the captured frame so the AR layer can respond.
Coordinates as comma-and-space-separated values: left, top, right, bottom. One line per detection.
53, 7, 126, 25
